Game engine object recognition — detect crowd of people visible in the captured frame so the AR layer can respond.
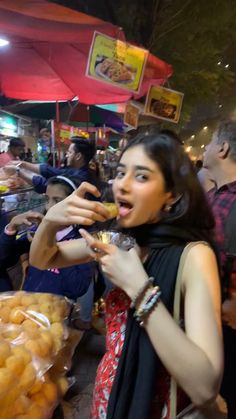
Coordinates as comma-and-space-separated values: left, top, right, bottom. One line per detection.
0, 122, 236, 418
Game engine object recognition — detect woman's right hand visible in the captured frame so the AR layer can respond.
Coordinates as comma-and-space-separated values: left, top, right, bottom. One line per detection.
44, 182, 110, 226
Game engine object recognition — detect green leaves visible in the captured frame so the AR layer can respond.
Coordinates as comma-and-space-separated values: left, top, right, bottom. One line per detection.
114, 0, 236, 125
52, 0, 236, 126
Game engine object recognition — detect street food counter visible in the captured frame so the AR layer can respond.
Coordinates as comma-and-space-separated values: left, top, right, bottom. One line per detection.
0, 187, 46, 220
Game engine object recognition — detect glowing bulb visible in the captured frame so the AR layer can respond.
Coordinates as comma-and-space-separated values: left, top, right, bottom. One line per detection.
0, 38, 9, 47
217, 61, 221, 65
186, 146, 192, 153
225, 64, 229, 68
203, 126, 208, 130
201, 144, 205, 149
191, 135, 195, 139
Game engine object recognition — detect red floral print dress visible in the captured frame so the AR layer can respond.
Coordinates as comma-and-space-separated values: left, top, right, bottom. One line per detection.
91, 288, 188, 419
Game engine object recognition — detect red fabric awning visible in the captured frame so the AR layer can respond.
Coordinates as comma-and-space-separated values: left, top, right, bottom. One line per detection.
0, 0, 173, 104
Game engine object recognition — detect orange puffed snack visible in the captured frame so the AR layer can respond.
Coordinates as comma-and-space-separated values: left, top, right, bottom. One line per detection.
0, 291, 77, 419
103, 202, 118, 218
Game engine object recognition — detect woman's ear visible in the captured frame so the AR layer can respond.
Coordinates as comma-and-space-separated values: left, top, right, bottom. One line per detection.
163, 192, 182, 213
172, 194, 182, 206
167, 193, 182, 206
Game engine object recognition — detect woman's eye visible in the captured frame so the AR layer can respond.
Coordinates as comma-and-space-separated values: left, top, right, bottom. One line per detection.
116, 170, 125, 179
136, 173, 148, 181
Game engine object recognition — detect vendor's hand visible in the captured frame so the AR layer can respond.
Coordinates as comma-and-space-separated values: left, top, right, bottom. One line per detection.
222, 299, 236, 329
8, 160, 22, 166
0, 169, 8, 180
3, 165, 18, 176
8, 211, 43, 232
44, 182, 110, 227
79, 229, 148, 299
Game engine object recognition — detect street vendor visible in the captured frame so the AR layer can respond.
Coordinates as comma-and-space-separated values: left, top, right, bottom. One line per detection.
0, 137, 25, 168
3, 137, 99, 194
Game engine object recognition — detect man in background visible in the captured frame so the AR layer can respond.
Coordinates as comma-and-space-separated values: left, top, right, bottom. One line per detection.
4, 136, 98, 193
203, 120, 236, 419
0, 137, 25, 167
197, 167, 216, 192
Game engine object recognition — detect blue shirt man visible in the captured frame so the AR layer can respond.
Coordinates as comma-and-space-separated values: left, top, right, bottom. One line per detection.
6, 136, 98, 193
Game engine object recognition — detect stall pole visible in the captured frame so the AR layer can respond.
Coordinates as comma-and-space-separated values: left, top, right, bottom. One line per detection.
50, 120, 56, 168
86, 105, 90, 132
56, 101, 61, 167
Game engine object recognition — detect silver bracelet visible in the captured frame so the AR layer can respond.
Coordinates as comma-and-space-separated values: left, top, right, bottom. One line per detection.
130, 276, 154, 308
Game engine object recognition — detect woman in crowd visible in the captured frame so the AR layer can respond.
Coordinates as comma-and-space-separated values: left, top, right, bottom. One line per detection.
30, 131, 223, 418
1, 175, 94, 299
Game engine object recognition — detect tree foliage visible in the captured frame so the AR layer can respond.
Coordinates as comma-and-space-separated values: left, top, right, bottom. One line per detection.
52, 0, 236, 126
113, 0, 236, 126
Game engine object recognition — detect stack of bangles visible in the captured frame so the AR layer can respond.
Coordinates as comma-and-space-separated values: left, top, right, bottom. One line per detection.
130, 277, 162, 327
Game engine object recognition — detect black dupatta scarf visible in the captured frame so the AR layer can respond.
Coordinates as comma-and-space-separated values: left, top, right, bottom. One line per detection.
107, 223, 212, 419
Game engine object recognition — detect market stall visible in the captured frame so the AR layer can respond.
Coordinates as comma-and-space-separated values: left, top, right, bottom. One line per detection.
0, 186, 46, 218
0, 2, 174, 417
0, 0, 172, 103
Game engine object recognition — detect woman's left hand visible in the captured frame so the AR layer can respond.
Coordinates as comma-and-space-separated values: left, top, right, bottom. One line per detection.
79, 229, 148, 299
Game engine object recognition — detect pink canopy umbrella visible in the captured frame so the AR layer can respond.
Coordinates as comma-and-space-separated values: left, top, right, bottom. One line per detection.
0, 0, 173, 104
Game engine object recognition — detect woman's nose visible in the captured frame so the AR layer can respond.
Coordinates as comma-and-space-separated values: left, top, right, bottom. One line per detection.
117, 174, 131, 192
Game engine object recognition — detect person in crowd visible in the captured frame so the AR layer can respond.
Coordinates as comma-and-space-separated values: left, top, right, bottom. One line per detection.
0, 206, 8, 233
61, 154, 68, 168
89, 158, 100, 178
3, 136, 97, 193
0, 210, 42, 291
25, 147, 33, 162
47, 152, 53, 166
30, 130, 223, 418
195, 159, 203, 173
197, 167, 216, 192
203, 120, 236, 419
0, 204, 15, 291
73, 181, 114, 331
0, 137, 25, 168
0, 175, 95, 300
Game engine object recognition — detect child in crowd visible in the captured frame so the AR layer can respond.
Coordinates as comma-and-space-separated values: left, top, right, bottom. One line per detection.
0, 175, 95, 299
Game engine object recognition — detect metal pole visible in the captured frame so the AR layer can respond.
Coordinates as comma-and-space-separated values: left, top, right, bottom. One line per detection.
50, 120, 56, 167
56, 101, 61, 167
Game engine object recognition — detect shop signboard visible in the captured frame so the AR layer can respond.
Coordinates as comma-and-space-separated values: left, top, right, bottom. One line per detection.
86, 31, 148, 93
144, 85, 184, 123
55, 123, 108, 146
124, 102, 140, 129
55, 123, 89, 145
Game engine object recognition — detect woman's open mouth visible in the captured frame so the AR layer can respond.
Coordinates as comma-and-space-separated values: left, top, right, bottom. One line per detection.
117, 200, 133, 217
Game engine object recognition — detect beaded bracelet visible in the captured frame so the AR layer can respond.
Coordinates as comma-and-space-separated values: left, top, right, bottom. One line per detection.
134, 286, 162, 326
130, 276, 154, 308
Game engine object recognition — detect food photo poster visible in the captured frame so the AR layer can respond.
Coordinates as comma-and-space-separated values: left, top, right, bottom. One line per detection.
124, 102, 140, 129
86, 32, 148, 93
145, 85, 184, 123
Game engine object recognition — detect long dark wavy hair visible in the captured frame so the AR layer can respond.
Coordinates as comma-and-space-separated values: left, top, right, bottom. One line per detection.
120, 130, 215, 232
